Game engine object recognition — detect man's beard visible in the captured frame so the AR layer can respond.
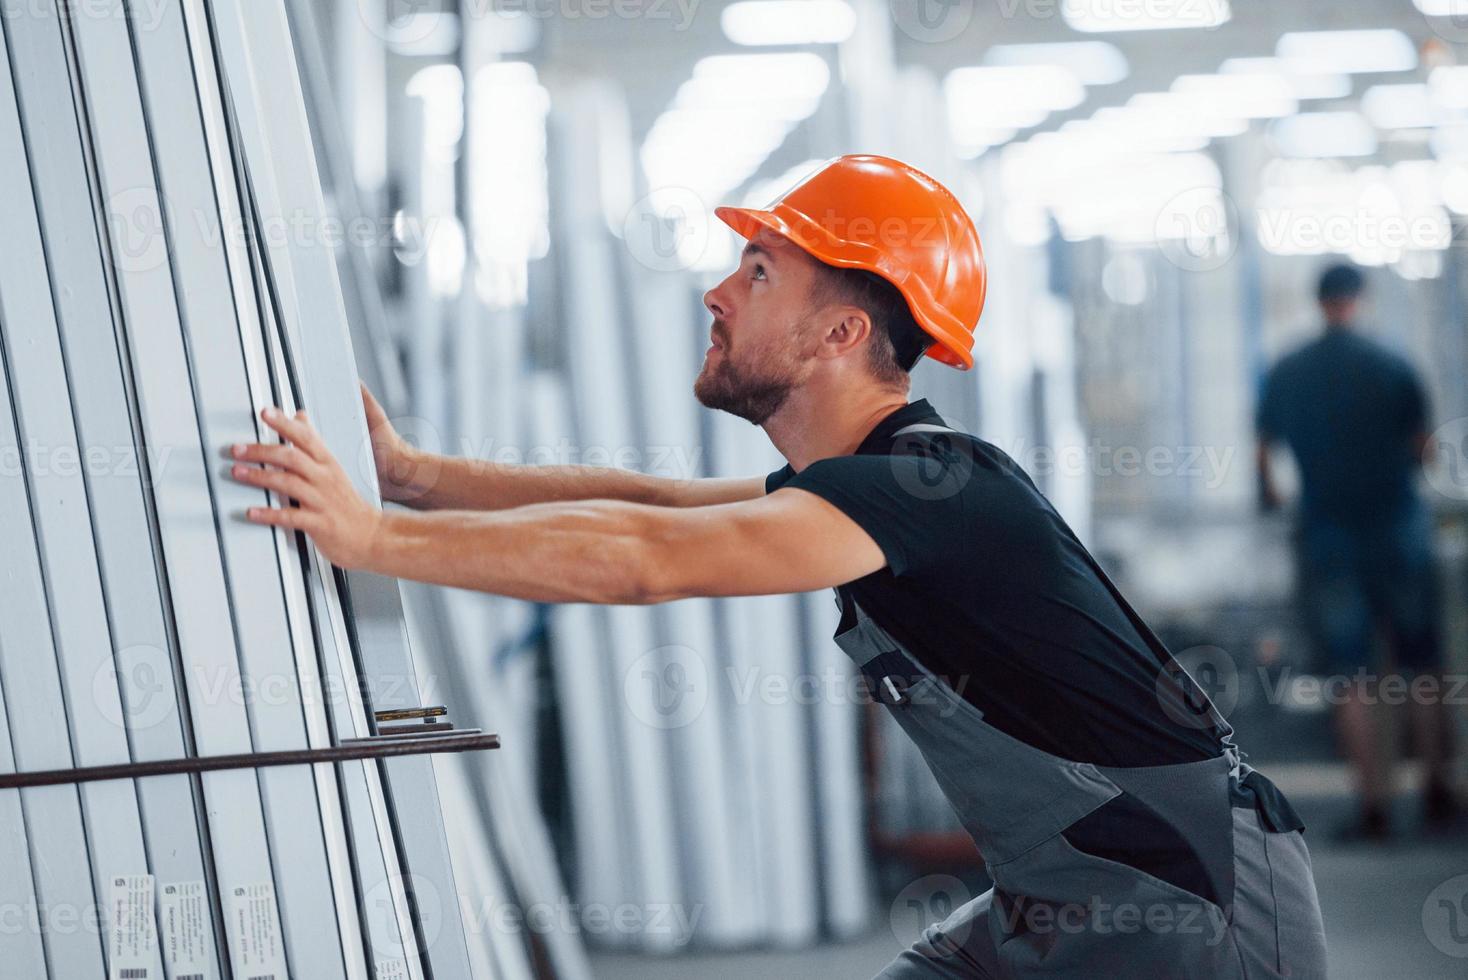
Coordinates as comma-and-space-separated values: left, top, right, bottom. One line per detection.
693, 322, 806, 425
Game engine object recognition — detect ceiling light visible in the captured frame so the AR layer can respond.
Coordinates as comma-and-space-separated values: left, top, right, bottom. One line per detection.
983, 41, 1128, 85
1270, 111, 1378, 158
1171, 73, 1296, 119
721, 0, 856, 46
1361, 83, 1441, 129
1220, 57, 1350, 100
1062, 0, 1230, 32
1275, 30, 1417, 75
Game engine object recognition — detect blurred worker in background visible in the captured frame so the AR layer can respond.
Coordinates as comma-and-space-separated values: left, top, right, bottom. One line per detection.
1257, 262, 1460, 842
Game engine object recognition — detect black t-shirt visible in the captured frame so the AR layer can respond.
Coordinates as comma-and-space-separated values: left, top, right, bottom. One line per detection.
767, 399, 1224, 767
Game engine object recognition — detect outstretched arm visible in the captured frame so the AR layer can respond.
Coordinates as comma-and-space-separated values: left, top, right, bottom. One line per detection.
363, 382, 764, 511
230, 407, 883, 603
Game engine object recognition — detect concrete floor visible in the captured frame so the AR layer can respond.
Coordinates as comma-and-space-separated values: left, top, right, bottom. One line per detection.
589, 788, 1468, 979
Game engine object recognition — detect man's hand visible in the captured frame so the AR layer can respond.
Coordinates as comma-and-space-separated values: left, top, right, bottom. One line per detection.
230, 406, 383, 569
360, 381, 419, 503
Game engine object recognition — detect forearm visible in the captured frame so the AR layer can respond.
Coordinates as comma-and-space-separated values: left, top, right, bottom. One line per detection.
364, 499, 666, 604
386, 445, 762, 511
388, 446, 676, 511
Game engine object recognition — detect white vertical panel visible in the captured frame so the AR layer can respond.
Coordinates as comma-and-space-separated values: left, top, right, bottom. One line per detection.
207, 1, 477, 974
0, 7, 161, 977
548, 83, 687, 946
617, 263, 763, 944
709, 414, 820, 945
3, 2, 226, 973
63, 0, 289, 972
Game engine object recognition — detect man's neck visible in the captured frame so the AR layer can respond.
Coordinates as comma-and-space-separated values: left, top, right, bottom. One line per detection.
761, 381, 911, 473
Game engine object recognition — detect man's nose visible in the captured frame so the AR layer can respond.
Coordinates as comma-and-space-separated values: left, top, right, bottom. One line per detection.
703, 282, 729, 319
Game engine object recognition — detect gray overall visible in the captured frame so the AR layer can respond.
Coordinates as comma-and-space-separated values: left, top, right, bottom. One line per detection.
838, 424, 1329, 979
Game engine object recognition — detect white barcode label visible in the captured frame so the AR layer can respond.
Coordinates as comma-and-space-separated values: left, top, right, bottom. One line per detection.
225, 883, 286, 980
375, 958, 409, 980
159, 880, 213, 980
108, 874, 158, 980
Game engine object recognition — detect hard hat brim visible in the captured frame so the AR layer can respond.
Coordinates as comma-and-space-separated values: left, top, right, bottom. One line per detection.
715, 204, 975, 370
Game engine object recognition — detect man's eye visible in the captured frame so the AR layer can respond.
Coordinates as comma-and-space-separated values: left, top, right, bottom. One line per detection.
751, 263, 767, 280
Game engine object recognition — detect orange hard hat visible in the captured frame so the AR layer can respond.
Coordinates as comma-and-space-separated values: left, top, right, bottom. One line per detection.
715, 154, 986, 370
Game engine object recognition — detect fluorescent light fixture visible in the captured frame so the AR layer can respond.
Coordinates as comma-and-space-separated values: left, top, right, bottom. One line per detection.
1062, 0, 1229, 32
722, 0, 856, 45
386, 11, 460, 56
1171, 73, 1296, 119
1275, 30, 1417, 75
641, 52, 832, 254
1129, 91, 1247, 138
1431, 124, 1468, 160
1220, 57, 1350, 100
1429, 65, 1468, 109
944, 65, 1085, 142
1361, 83, 1441, 129
1414, 0, 1468, 14
1270, 111, 1378, 158
983, 41, 1128, 85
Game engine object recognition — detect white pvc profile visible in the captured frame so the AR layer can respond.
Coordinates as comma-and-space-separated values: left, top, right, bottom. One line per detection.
3, 2, 225, 973
125, 1, 359, 975
615, 253, 759, 942
175, 4, 370, 976
207, 1, 475, 973
799, 592, 872, 936
60, 0, 289, 973
0, 679, 47, 978
709, 414, 820, 944
0, 8, 162, 978
0, 341, 103, 980
547, 87, 686, 945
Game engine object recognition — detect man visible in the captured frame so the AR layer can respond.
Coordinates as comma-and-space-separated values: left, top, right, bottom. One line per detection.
1257, 262, 1458, 842
231, 155, 1326, 977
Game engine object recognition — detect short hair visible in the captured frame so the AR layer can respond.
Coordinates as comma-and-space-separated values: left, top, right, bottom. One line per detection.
1317, 263, 1364, 303
809, 265, 932, 384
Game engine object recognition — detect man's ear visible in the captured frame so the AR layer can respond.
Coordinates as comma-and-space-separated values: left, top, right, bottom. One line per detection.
818, 307, 873, 361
